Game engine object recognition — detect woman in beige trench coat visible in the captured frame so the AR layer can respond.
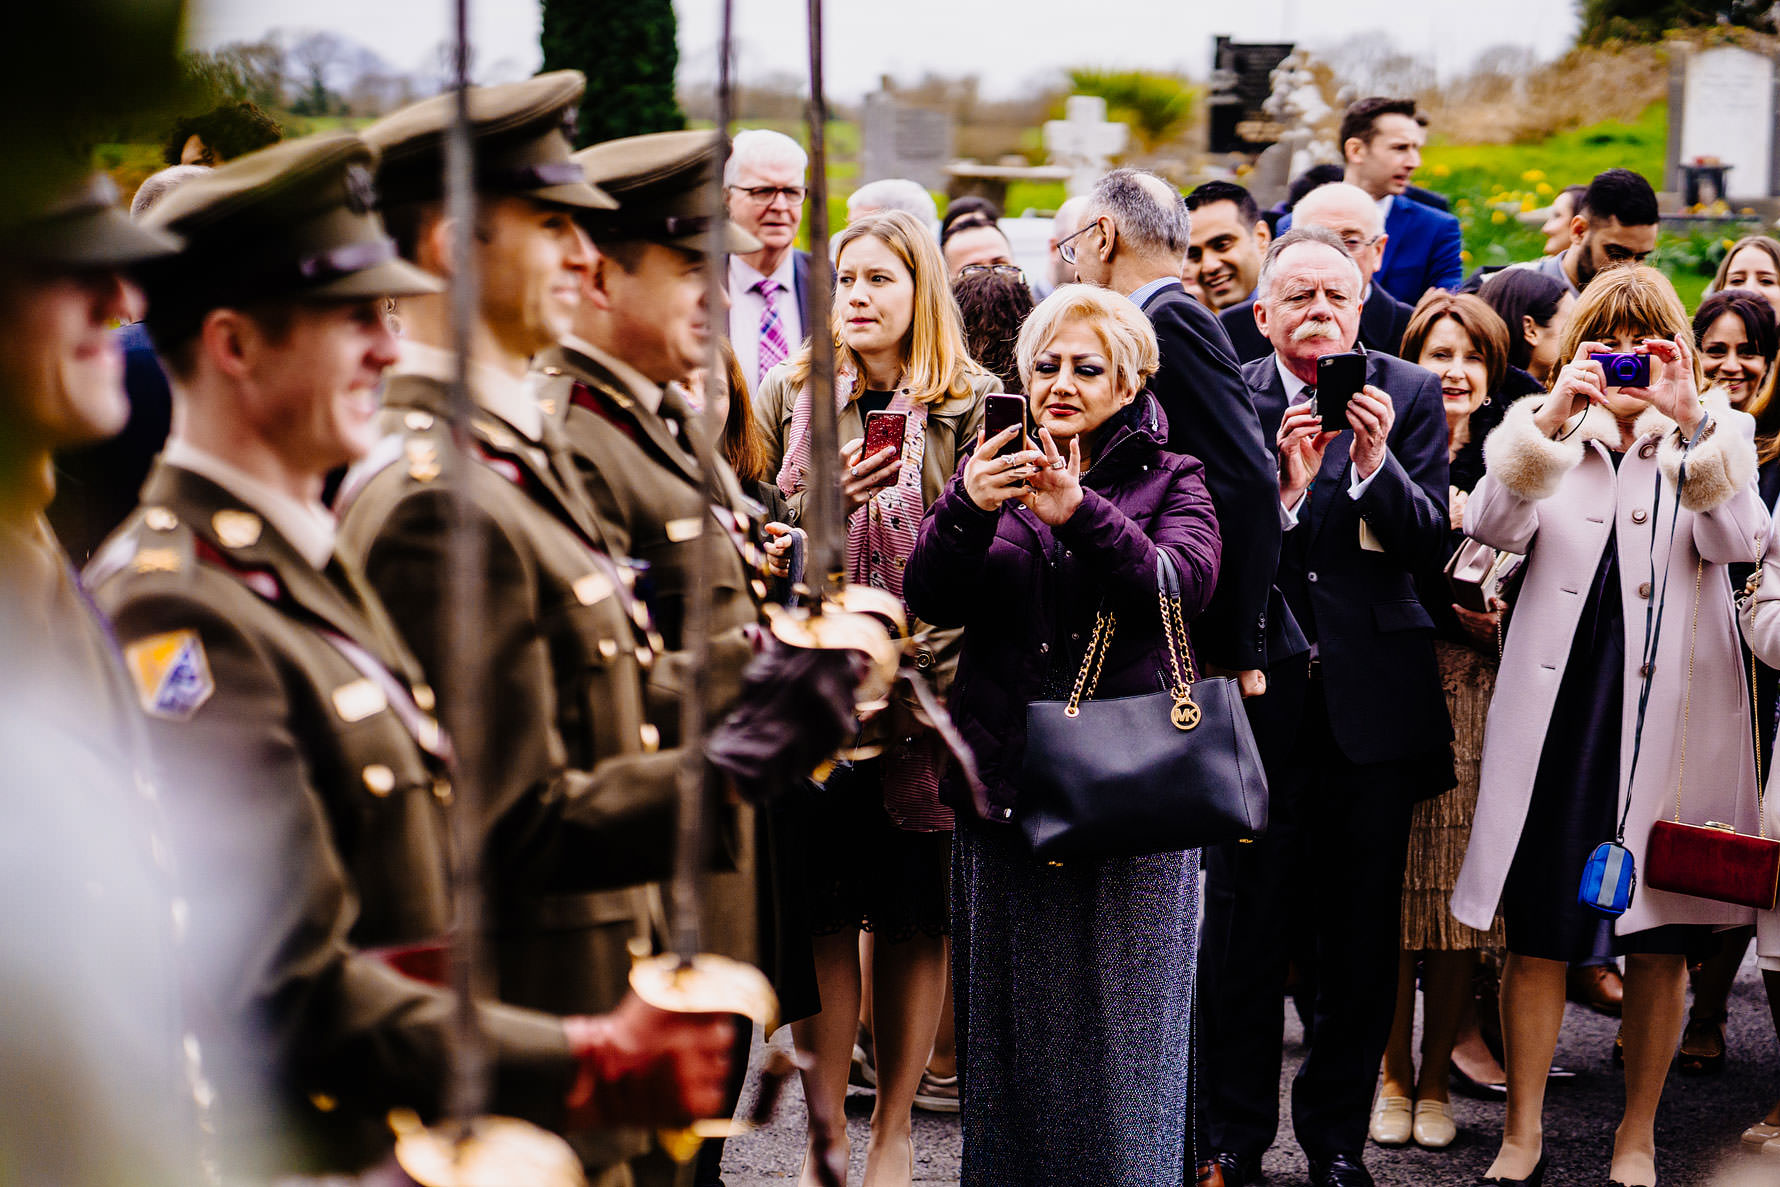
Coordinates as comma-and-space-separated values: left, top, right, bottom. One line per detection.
1451, 267, 1769, 1187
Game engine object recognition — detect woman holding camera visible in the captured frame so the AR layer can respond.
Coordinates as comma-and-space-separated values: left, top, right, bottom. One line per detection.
1450, 266, 1768, 1187
903, 285, 1221, 1184
755, 209, 996, 1187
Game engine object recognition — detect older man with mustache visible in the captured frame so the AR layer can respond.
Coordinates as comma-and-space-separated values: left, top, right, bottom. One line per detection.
1198, 226, 1453, 1187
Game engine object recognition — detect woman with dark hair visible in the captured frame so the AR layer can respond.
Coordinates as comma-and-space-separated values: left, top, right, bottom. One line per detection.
1369, 293, 1517, 1153
951, 268, 1035, 393
1478, 267, 1575, 389
1675, 289, 1780, 1083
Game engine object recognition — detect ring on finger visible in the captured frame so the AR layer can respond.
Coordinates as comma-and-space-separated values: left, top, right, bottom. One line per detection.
1049, 457, 1067, 470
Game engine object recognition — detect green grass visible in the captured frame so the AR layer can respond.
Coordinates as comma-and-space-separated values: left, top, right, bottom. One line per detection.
1416, 102, 1757, 308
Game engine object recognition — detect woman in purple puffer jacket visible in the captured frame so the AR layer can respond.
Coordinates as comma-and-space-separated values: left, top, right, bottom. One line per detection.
904, 284, 1222, 1186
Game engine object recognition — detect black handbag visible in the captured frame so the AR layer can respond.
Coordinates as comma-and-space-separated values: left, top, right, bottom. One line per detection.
1017, 551, 1269, 860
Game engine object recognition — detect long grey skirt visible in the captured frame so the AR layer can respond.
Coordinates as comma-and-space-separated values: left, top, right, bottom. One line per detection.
953, 821, 1199, 1186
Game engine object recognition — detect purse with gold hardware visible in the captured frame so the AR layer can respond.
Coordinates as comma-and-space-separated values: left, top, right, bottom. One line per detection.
1643, 552, 1780, 910
1017, 552, 1268, 861
1443, 537, 1523, 614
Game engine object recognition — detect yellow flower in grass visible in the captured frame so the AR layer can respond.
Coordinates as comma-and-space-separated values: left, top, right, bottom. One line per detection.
1522, 168, 1545, 183
1461, 249, 1473, 264
1521, 195, 1537, 212
1536, 182, 1553, 196
1431, 163, 1451, 178
1491, 210, 1508, 224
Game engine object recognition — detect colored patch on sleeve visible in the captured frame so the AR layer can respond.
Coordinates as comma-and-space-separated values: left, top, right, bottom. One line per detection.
124, 629, 215, 721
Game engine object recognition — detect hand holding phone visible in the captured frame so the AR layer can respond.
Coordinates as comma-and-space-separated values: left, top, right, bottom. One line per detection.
862, 410, 908, 469
983, 394, 1028, 458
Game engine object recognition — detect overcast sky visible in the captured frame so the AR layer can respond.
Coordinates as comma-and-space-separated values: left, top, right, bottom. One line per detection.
188, 0, 1581, 99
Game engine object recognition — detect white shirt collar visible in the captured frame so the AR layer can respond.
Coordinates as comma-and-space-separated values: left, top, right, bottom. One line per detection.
729, 251, 796, 296
1274, 354, 1312, 402
393, 339, 543, 442
558, 334, 662, 414
1377, 193, 1395, 221
162, 438, 337, 569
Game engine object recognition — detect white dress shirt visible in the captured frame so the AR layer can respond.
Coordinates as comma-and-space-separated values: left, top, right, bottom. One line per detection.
727, 252, 802, 384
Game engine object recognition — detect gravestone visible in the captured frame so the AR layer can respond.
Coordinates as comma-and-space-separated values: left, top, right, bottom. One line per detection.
1043, 95, 1129, 198
861, 88, 954, 192
1667, 43, 1780, 206
1207, 36, 1294, 155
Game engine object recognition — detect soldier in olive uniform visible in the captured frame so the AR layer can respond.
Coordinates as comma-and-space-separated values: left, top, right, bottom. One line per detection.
334, 75, 698, 1178
0, 166, 209, 1187
90, 131, 735, 1179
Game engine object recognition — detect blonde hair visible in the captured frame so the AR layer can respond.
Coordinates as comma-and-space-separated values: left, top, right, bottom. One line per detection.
1559, 264, 1704, 391
785, 209, 986, 405
1712, 235, 1780, 296
1016, 283, 1159, 397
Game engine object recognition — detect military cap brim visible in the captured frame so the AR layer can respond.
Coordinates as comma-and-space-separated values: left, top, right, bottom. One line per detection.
366, 70, 616, 211
0, 174, 181, 268
144, 131, 442, 303
572, 130, 761, 253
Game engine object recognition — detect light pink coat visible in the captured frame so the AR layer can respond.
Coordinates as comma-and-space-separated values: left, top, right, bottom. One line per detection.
1735, 524, 1780, 968
1451, 392, 1769, 937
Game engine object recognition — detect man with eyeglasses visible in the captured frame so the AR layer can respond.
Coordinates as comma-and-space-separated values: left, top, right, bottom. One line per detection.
724, 128, 809, 387
1223, 182, 1412, 364
941, 216, 1017, 283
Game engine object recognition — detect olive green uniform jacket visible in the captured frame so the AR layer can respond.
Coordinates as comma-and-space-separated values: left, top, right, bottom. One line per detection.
336, 371, 682, 1039
0, 515, 202, 1186
88, 463, 579, 1176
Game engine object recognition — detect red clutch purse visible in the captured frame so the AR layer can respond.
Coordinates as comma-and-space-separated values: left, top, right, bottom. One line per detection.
1644, 820, 1780, 910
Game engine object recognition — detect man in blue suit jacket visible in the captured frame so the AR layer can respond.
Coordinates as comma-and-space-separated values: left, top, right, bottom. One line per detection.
1281, 98, 1462, 305
1199, 228, 1453, 1187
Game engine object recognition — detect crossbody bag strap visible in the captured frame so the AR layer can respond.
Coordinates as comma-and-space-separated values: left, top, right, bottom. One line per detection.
1156, 549, 1204, 731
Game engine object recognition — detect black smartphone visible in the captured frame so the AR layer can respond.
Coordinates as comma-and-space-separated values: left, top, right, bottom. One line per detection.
983, 394, 1027, 458
1314, 351, 1367, 432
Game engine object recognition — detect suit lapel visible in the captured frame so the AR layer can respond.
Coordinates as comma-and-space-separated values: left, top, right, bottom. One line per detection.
1381, 200, 1409, 290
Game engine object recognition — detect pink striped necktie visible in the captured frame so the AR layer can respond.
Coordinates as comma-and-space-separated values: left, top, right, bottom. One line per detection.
754, 277, 790, 384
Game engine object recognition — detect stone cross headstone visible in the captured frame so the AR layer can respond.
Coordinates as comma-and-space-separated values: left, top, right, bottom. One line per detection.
1043, 95, 1129, 198
861, 89, 955, 192
1669, 44, 1780, 203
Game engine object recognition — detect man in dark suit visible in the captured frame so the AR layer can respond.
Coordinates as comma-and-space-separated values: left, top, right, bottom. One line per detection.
1070, 166, 1279, 691
724, 128, 811, 388
1185, 180, 1270, 313
1199, 227, 1453, 1187
1281, 99, 1462, 304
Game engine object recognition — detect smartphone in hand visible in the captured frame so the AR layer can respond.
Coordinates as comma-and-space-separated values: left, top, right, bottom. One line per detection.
862, 410, 908, 468
983, 394, 1027, 457
1314, 351, 1367, 432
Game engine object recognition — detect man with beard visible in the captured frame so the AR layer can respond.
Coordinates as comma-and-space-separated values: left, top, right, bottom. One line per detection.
1506, 168, 1658, 296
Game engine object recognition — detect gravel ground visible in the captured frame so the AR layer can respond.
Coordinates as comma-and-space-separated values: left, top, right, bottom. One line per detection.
720, 951, 1780, 1186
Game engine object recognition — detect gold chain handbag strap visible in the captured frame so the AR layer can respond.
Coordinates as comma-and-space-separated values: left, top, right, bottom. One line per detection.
1063, 610, 1116, 718
1158, 577, 1201, 731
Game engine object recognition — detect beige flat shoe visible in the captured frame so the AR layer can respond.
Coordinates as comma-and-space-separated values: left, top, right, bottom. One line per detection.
1413, 1099, 1456, 1149
1745, 1119, 1780, 1147
1763, 1134, 1780, 1159
1369, 1095, 1412, 1146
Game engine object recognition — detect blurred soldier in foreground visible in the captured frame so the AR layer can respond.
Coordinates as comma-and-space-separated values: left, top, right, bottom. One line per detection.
0, 167, 205, 1183
88, 130, 735, 1179
338, 73, 695, 1183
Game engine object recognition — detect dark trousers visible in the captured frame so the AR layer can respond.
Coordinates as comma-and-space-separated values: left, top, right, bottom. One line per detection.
1197, 665, 1418, 1162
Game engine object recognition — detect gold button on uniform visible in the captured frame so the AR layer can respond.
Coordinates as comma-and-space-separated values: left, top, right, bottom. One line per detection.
639, 723, 660, 752
144, 506, 178, 531
1638, 581, 1652, 599
411, 683, 435, 712
362, 764, 396, 796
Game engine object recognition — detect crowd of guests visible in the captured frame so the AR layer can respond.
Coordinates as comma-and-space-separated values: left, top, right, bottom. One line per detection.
13, 51, 1780, 1187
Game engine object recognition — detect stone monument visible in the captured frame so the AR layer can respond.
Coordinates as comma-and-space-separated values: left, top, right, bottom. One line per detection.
861, 85, 955, 192
1666, 42, 1780, 209
1042, 95, 1129, 198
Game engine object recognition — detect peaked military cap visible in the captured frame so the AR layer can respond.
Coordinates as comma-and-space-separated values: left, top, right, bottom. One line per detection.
365, 70, 615, 210
0, 171, 181, 268
142, 131, 442, 303
572, 130, 760, 253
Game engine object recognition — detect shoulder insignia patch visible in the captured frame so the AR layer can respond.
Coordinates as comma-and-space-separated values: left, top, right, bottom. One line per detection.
124, 630, 215, 721
212, 510, 262, 549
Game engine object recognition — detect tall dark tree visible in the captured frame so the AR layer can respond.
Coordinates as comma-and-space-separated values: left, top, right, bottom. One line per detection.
541, 0, 684, 147
1577, 0, 1778, 43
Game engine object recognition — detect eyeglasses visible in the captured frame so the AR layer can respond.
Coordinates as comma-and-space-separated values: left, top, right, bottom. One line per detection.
1336, 232, 1382, 254
728, 185, 807, 206
1056, 219, 1103, 265
958, 263, 1027, 283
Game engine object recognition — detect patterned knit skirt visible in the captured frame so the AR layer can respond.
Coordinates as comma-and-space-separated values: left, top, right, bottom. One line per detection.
953, 821, 1199, 1186
1400, 639, 1507, 951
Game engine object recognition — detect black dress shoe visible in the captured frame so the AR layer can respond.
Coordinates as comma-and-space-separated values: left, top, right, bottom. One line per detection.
1308, 1153, 1374, 1187
1213, 1151, 1263, 1186
1476, 1152, 1548, 1186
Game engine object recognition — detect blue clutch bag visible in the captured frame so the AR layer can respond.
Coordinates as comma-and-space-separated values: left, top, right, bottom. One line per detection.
1579, 841, 1636, 916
